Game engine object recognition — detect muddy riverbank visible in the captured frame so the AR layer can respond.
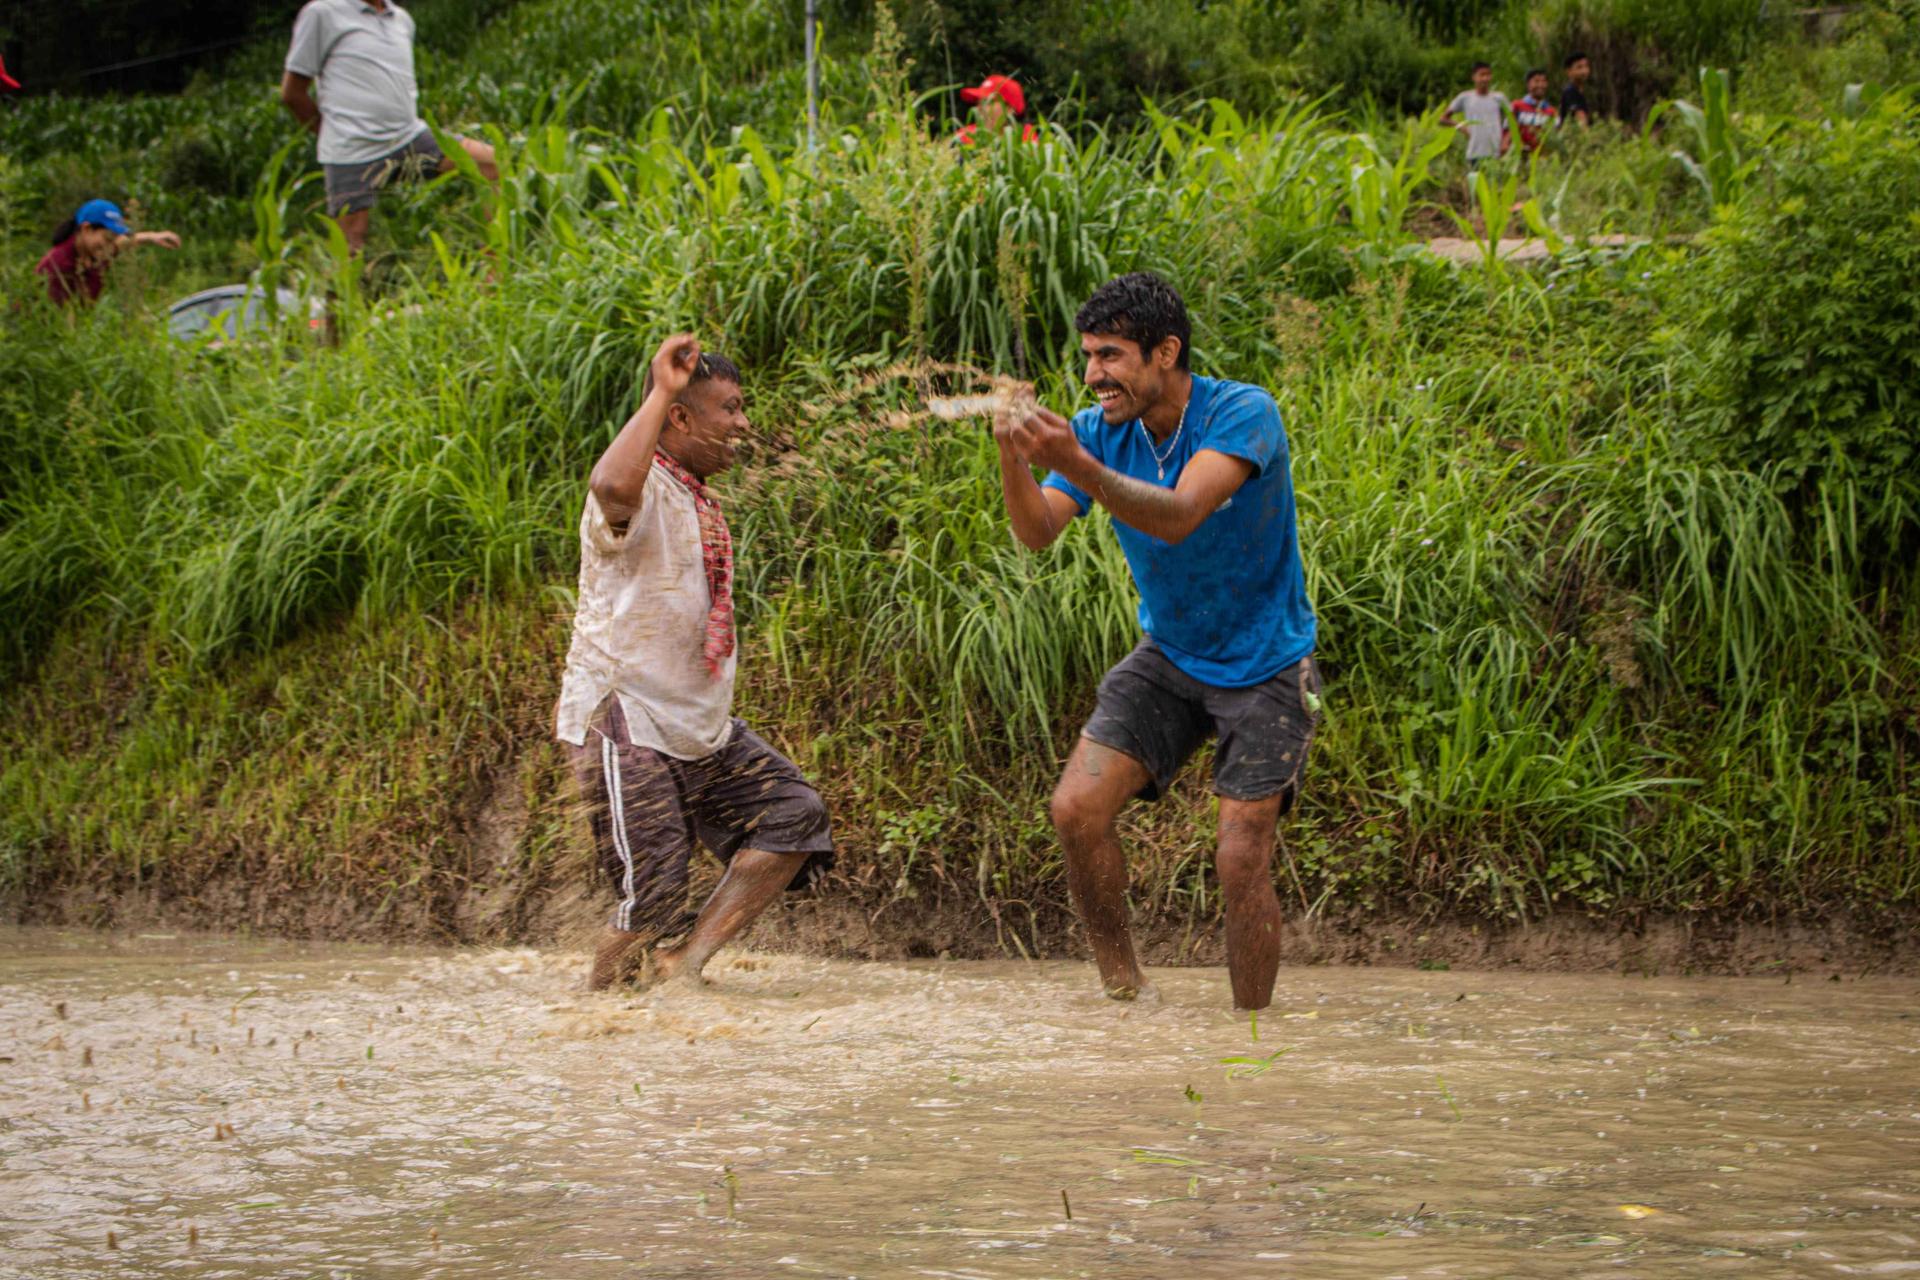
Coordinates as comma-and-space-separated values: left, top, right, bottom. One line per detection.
11, 857, 1919, 978
2, 927, 1916, 1278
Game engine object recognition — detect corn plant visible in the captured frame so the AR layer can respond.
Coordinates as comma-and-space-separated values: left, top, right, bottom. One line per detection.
1647, 67, 1763, 212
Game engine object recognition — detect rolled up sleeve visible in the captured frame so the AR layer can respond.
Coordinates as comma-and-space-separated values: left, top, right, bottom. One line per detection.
1198, 389, 1283, 478
285, 2, 328, 77
1040, 471, 1092, 517
581, 471, 661, 557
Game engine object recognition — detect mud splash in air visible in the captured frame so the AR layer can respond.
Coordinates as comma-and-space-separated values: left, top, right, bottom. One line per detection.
2, 928, 1916, 1277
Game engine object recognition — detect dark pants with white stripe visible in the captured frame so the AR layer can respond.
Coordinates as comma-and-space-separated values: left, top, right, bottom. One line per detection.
570, 699, 834, 943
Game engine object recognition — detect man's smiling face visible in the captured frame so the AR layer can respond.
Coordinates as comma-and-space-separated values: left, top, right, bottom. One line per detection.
666, 376, 748, 478
1081, 330, 1174, 426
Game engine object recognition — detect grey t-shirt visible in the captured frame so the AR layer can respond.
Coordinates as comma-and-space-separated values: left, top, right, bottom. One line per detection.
1447, 89, 1511, 160
286, 0, 425, 165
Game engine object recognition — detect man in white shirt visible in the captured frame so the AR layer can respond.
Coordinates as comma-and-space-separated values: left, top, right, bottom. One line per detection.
1442, 62, 1511, 167
556, 335, 834, 991
279, 0, 498, 253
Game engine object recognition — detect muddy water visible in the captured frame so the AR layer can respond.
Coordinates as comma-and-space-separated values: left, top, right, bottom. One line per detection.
2, 929, 1916, 1278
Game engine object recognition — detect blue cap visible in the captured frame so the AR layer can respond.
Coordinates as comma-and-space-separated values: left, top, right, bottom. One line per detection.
74, 199, 131, 236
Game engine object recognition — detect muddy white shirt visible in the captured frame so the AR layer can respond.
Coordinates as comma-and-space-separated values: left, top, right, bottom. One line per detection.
553, 470, 737, 758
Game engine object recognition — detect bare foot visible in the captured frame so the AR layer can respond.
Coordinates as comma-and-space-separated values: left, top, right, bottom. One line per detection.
588, 928, 691, 994
1103, 978, 1160, 1006
588, 927, 647, 991
650, 947, 706, 988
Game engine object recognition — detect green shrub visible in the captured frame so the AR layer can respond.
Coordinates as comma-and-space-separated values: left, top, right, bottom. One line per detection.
157, 127, 252, 200
4, 0, 1918, 922
1394, 0, 1507, 40
1294, 0, 1470, 113
1667, 93, 1920, 539
1517, 0, 1769, 120
1739, 2, 1920, 116
894, 0, 1300, 126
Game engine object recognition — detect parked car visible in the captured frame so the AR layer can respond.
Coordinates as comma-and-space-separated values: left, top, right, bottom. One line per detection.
166, 284, 324, 343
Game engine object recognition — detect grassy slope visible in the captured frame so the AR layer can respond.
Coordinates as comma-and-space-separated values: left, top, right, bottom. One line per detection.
2, 0, 1916, 944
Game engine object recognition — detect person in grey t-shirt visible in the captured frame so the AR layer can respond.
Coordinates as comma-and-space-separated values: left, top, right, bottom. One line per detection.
279, 0, 498, 253
1442, 62, 1512, 166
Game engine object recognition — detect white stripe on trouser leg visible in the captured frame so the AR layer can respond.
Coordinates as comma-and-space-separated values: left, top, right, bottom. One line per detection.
602, 734, 638, 932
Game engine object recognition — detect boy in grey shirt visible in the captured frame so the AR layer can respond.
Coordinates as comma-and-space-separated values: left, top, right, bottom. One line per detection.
279, 0, 497, 252
1443, 62, 1511, 166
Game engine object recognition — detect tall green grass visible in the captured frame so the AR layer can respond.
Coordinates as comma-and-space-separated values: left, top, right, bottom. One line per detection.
1, 6, 1914, 925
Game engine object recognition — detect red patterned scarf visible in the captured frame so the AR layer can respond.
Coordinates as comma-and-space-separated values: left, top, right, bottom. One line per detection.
652, 451, 735, 678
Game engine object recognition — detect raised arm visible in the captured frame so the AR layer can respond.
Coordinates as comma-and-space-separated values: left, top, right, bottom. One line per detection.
280, 72, 321, 134
993, 407, 1081, 551
589, 333, 701, 534
1003, 406, 1252, 546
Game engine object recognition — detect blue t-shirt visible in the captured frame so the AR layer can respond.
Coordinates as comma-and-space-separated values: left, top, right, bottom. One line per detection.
1043, 375, 1315, 688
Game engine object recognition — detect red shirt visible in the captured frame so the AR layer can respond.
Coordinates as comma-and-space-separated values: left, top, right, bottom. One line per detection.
1514, 95, 1559, 153
35, 237, 107, 306
956, 121, 1038, 147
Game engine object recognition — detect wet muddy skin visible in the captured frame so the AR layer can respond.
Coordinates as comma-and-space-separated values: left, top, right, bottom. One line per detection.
2, 927, 1916, 1277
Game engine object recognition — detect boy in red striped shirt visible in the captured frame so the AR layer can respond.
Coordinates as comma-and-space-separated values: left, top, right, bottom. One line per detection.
1514, 69, 1560, 154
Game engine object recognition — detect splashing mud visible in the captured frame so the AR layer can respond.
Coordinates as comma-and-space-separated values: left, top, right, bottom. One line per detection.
2, 928, 1915, 1277
925, 376, 1037, 425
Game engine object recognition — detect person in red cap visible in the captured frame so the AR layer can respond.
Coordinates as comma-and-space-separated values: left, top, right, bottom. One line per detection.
956, 74, 1038, 146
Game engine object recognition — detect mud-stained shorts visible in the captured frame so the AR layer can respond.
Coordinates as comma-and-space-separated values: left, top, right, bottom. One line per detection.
1081, 639, 1321, 808
568, 699, 834, 941
323, 127, 452, 216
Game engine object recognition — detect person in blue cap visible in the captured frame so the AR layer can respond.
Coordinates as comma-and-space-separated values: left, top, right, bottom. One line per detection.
34, 200, 181, 307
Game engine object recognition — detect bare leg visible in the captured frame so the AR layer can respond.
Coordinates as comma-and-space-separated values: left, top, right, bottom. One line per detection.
439, 136, 500, 181
1050, 738, 1155, 1000
653, 848, 809, 982
438, 139, 503, 284
336, 207, 372, 255
316, 207, 375, 346
1216, 796, 1286, 1011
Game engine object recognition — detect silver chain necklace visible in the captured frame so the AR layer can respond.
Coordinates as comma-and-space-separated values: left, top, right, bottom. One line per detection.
1140, 393, 1191, 481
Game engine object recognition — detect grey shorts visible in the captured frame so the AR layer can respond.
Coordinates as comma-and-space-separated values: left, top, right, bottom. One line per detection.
323, 127, 449, 216
569, 699, 834, 940
1082, 638, 1321, 808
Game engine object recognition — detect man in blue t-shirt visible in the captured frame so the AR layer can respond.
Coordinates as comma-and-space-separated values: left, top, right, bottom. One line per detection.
993, 272, 1319, 1011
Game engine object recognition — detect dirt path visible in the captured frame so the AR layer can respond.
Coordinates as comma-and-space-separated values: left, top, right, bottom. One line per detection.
1422, 234, 1651, 263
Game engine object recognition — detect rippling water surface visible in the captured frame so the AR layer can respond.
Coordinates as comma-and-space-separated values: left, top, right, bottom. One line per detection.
2, 927, 1916, 1277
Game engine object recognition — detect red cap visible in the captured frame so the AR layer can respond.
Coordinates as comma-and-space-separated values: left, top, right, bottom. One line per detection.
960, 74, 1025, 117
0, 56, 21, 92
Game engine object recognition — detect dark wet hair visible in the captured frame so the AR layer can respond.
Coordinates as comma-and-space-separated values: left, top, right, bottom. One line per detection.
51, 212, 120, 246
640, 350, 743, 405
1074, 272, 1191, 370
1471, 61, 1491, 73
1525, 67, 1547, 82
1564, 51, 1588, 69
